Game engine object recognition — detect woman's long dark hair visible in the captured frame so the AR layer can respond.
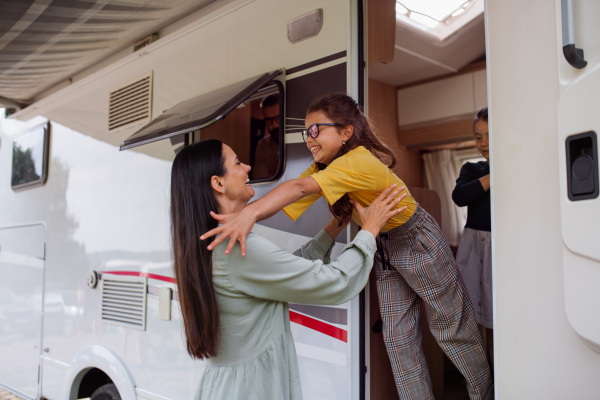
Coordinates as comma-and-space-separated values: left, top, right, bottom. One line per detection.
307, 93, 399, 224
170, 138, 225, 359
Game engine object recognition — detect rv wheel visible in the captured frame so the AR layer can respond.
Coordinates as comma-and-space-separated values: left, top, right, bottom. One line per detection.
90, 383, 121, 400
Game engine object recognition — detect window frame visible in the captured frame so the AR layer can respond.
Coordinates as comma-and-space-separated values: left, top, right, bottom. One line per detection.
11, 121, 50, 191
246, 79, 285, 185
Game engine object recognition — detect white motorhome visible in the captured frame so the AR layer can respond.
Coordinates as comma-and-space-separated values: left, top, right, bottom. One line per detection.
1, 0, 599, 399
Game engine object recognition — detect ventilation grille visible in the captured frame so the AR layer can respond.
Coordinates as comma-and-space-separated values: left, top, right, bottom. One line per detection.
108, 73, 152, 133
101, 275, 147, 331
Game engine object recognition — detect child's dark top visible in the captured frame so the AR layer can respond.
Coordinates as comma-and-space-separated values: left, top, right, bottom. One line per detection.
452, 161, 491, 232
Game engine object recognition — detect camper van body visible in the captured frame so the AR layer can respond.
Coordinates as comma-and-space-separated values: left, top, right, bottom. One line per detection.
2, 0, 600, 399
0, 0, 364, 399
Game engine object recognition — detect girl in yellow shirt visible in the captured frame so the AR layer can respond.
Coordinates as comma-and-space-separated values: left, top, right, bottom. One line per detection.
202, 94, 492, 400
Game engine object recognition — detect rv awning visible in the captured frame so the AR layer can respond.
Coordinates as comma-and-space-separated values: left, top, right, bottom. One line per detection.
119, 69, 282, 151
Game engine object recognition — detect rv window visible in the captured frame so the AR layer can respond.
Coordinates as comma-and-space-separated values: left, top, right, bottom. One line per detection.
11, 122, 50, 190
119, 70, 282, 151
190, 81, 284, 182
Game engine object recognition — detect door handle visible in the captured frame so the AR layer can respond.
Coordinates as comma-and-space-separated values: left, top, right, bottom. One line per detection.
561, 0, 587, 69
566, 131, 598, 201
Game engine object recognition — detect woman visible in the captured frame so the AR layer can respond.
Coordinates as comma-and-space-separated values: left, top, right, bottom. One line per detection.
170, 138, 404, 399
452, 106, 493, 365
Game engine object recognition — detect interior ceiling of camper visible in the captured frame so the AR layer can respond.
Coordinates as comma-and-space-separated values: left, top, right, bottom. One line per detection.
370, 1, 486, 87
0, 0, 216, 105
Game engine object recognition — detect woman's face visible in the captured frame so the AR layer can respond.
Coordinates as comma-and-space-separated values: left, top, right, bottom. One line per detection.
221, 144, 255, 202
305, 111, 351, 165
474, 119, 489, 161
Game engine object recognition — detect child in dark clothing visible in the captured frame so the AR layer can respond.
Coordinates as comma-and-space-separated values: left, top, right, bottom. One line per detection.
452, 106, 493, 365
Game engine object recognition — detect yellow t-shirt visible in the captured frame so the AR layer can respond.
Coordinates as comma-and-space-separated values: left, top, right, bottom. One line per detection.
283, 146, 417, 232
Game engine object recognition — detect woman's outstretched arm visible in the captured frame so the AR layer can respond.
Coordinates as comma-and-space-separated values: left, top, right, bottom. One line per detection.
214, 186, 405, 305
221, 230, 376, 305
201, 176, 322, 255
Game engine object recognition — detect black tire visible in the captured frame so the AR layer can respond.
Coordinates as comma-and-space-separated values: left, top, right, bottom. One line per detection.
90, 383, 121, 400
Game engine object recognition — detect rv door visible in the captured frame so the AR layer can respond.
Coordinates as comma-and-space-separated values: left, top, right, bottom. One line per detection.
557, 0, 600, 352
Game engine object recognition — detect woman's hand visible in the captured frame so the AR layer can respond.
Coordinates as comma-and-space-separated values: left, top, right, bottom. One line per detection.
350, 184, 407, 238
200, 208, 257, 256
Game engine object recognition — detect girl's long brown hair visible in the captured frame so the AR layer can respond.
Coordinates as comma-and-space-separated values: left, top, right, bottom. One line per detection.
307, 93, 399, 224
170, 139, 225, 359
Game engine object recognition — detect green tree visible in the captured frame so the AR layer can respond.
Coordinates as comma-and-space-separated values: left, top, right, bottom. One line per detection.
11, 145, 40, 186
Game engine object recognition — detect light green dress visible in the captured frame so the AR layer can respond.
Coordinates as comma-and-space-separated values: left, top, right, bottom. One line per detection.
195, 229, 376, 400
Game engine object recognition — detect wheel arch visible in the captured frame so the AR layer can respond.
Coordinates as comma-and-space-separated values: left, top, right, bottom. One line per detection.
64, 345, 136, 400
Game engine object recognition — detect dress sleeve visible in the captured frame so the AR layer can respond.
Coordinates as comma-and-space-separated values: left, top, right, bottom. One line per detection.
292, 228, 335, 263
223, 231, 376, 305
452, 163, 486, 207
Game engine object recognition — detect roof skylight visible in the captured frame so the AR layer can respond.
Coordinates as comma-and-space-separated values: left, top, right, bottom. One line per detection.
396, 0, 483, 41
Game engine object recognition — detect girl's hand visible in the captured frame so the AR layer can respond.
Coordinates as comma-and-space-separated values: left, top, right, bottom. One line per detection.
479, 174, 491, 191
350, 185, 407, 237
324, 216, 350, 241
200, 209, 257, 256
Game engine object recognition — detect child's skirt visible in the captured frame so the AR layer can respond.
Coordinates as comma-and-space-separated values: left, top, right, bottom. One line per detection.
375, 205, 492, 400
456, 227, 493, 329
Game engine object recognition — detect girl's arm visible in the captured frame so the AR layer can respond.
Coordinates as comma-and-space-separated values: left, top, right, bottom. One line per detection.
479, 174, 491, 191
452, 164, 489, 207
293, 217, 350, 263
201, 176, 322, 255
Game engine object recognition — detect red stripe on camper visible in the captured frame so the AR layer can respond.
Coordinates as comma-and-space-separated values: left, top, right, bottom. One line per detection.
289, 310, 348, 343
101, 271, 176, 284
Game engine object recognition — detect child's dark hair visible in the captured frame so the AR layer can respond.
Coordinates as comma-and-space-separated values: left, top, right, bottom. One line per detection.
473, 106, 488, 130
307, 93, 399, 225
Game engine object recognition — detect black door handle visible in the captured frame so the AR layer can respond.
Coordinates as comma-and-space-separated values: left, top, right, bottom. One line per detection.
566, 131, 598, 201
561, 0, 587, 69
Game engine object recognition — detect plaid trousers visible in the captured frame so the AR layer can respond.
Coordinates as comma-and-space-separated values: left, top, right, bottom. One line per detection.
375, 205, 492, 400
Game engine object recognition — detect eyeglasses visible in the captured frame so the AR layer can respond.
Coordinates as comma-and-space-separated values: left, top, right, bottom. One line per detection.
301, 123, 342, 142
264, 115, 279, 126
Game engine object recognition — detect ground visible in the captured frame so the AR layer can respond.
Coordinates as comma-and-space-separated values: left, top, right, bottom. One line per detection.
0, 388, 20, 400
0, 371, 474, 400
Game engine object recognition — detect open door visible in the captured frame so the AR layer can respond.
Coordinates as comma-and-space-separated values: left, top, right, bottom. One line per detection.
486, 0, 600, 397
557, 0, 600, 353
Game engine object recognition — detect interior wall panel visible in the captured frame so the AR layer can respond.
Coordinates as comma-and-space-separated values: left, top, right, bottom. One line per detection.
368, 78, 423, 187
